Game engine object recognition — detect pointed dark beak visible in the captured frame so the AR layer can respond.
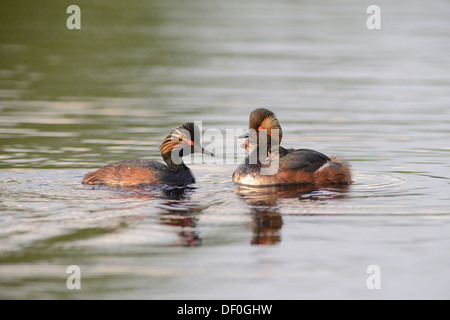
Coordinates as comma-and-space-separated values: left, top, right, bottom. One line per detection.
195, 146, 214, 157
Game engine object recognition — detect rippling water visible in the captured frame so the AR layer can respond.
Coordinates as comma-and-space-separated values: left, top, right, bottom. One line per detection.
1, 0, 450, 299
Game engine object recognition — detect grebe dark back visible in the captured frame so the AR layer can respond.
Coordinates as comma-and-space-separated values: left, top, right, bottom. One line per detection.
232, 109, 352, 186
83, 122, 213, 187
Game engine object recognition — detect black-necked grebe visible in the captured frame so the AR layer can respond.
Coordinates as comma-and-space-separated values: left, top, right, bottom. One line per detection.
82, 122, 213, 187
232, 108, 352, 186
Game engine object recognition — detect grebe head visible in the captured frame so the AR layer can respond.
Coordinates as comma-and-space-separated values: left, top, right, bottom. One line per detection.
241, 139, 250, 151
160, 122, 213, 165
239, 108, 283, 152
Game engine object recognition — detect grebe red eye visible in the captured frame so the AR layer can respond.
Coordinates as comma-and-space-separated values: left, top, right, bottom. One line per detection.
188, 140, 194, 146
258, 126, 263, 131
245, 141, 249, 146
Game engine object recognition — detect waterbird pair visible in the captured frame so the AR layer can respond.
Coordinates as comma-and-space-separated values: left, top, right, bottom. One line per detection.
82, 108, 352, 187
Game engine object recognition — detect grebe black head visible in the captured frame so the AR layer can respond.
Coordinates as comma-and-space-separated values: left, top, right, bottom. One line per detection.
239, 108, 283, 147
266, 145, 289, 162
82, 122, 213, 187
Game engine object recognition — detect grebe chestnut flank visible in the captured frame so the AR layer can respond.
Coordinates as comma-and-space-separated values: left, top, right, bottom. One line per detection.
82, 122, 213, 187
